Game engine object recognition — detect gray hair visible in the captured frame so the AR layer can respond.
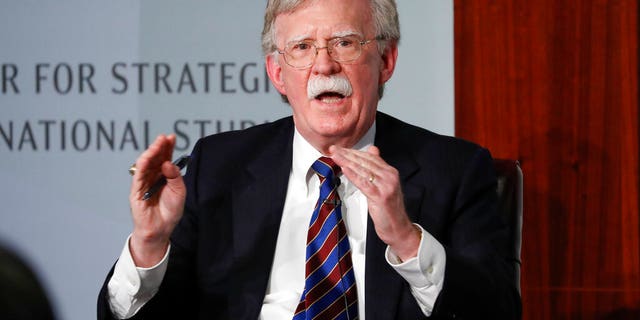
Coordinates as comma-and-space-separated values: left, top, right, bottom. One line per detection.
261, 0, 400, 56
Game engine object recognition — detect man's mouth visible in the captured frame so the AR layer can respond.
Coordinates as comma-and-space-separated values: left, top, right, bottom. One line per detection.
314, 91, 345, 103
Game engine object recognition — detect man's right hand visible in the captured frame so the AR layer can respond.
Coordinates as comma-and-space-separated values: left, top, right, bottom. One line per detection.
128, 134, 186, 267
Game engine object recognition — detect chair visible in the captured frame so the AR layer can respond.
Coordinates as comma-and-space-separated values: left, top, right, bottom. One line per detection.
493, 159, 523, 294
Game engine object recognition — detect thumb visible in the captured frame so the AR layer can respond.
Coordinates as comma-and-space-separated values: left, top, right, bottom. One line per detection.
160, 160, 186, 198
162, 160, 186, 188
161, 160, 182, 180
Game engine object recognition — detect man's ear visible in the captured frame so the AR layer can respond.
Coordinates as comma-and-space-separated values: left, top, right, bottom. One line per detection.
266, 54, 287, 95
379, 40, 399, 85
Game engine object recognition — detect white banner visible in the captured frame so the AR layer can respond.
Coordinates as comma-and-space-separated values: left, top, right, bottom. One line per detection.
0, 1, 453, 319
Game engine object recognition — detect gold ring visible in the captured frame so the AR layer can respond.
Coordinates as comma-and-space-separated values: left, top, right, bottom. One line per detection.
368, 175, 375, 183
128, 163, 137, 176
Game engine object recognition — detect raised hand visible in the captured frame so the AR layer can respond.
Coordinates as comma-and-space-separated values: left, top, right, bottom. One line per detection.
330, 145, 420, 261
129, 134, 186, 267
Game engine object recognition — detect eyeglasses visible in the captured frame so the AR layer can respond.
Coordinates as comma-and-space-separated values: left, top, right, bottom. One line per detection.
277, 35, 379, 69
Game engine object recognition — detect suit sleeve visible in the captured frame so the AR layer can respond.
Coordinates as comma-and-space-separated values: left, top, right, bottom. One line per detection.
98, 141, 205, 320
431, 147, 522, 319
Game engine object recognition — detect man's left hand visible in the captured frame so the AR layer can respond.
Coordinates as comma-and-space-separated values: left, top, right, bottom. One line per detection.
330, 145, 421, 261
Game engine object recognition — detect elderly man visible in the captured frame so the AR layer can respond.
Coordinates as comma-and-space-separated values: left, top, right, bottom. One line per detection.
98, 0, 521, 319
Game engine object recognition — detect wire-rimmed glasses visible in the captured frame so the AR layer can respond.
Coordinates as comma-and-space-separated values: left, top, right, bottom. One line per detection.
277, 35, 379, 69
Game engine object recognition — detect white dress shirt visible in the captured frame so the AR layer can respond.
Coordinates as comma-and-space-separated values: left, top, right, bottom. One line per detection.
108, 123, 446, 319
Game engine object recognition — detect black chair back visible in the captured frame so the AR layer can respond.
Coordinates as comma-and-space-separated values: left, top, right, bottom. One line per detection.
493, 159, 523, 293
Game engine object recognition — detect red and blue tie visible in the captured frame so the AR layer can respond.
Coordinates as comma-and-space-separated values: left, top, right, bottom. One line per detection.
293, 157, 359, 320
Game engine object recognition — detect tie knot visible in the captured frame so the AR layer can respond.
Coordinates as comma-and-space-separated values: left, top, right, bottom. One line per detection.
312, 156, 341, 179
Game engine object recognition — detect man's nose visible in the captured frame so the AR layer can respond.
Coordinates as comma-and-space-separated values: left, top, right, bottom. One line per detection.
311, 47, 341, 75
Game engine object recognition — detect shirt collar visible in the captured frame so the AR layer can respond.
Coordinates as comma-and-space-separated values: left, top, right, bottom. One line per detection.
291, 122, 377, 195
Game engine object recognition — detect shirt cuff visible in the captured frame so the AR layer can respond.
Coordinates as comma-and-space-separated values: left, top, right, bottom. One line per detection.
385, 224, 446, 316
107, 234, 170, 319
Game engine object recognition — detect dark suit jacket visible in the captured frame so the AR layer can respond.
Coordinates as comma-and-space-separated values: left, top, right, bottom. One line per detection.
98, 112, 521, 319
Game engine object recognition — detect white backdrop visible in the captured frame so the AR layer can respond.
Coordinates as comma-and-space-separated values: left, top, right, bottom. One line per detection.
0, 1, 453, 319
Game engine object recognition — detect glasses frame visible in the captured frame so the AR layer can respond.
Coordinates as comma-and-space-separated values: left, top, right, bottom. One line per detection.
276, 36, 380, 69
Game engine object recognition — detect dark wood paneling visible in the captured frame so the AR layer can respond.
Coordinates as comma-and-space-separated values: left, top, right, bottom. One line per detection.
454, 0, 639, 318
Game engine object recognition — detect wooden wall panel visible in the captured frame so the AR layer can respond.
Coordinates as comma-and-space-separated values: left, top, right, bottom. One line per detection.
454, 0, 639, 318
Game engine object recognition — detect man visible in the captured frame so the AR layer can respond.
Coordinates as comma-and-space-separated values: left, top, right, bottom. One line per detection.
98, 0, 521, 319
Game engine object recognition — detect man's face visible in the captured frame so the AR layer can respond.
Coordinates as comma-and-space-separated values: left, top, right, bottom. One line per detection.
266, 0, 397, 151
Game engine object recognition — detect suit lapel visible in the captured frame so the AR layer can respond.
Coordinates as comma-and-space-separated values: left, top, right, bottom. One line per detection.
365, 113, 425, 319
228, 120, 294, 319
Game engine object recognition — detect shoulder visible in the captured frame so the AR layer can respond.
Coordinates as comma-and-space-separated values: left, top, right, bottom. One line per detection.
196, 116, 294, 152
182, 116, 294, 196
186, 115, 293, 171
376, 112, 491, 167
188, 116, 294, 166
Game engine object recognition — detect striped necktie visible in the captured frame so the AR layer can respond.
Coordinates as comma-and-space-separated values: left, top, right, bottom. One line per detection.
293, 157, 359, 320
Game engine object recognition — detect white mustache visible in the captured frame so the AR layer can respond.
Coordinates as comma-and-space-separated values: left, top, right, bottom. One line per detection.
307, 75, 353, 100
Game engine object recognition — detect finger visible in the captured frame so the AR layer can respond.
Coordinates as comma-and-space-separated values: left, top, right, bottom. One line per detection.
367, 145, 380, 156
160, 160, 186, 197
330, 147, 383, 198
131, 135, 175, 197
351, 146, 398, 184
330, 146, 373, 183
340, 165, 379, 195
136, 136, 170, 173
330, 146, 384, 182
160, 134, 182, 182
160, 134, 177, 168
161, 157, 182, 180
338, 145, 388, 172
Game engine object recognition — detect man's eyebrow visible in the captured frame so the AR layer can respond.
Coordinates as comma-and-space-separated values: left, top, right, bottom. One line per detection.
287, 34, 313, 43
286, 30, 364, 44
331, 30, 363, 38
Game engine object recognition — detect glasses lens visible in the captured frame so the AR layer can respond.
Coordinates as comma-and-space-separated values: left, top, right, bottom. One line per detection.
329, 36, 362, 62
284, 40, 316, 68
